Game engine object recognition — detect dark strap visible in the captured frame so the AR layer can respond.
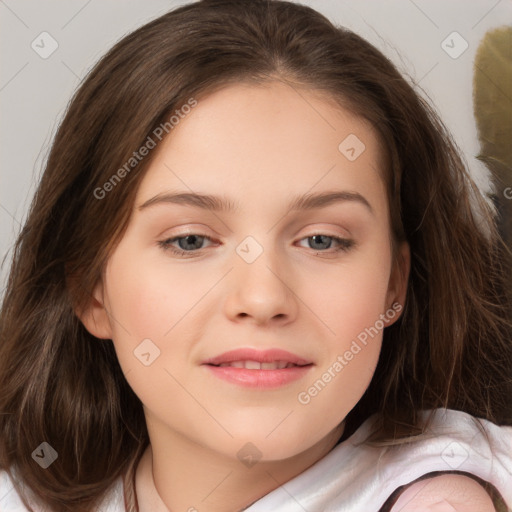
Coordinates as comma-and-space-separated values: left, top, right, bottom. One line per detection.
378, 470, 509, 512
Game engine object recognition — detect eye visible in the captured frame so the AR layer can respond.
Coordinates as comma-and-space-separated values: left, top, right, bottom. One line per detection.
158, 232, 354, 258
297, 234, 355, 254
158, 233, 214, 257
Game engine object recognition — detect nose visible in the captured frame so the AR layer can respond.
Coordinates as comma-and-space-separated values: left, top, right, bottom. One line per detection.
223, 240, 299, 327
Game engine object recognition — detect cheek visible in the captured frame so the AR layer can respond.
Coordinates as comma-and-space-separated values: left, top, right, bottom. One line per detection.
102, 250, 221, 403
298, 337, 381, 433
298, 248, 391, 414
315, 254, 392, 342
297, 281, 386, 427
104, 251, 211, 341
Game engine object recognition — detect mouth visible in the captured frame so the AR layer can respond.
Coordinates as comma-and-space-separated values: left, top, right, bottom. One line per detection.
202, 348, 312, 367
202, 348, 314, 388
209, 360, 308, 369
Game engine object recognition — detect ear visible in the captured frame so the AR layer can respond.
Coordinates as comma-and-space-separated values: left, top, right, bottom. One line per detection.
385, 241, 410, 325
75, 279, 113, 340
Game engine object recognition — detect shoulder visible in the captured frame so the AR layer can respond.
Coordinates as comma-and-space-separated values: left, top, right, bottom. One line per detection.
390, 474, 496, 512
0, 469, 31, 510
370, 409, 512, 510
0, 469, 125, 512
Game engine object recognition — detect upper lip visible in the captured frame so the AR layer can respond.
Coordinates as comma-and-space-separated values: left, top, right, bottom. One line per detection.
202, 348, 313, 366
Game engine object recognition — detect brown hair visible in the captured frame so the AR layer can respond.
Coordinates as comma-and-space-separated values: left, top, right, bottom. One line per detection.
1, 1, 511, 510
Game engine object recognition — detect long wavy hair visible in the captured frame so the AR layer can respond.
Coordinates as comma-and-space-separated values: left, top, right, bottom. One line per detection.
1, 1, 511, 511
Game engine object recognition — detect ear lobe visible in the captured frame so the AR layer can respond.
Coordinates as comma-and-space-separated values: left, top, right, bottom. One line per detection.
75, 280, 113, 340
385, 241, 410, 324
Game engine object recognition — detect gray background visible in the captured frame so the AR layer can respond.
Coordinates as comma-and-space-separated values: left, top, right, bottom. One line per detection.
1, 0, 511, 295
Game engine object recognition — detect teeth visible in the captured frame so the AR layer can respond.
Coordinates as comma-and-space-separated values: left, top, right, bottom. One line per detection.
217, 360, 297, 369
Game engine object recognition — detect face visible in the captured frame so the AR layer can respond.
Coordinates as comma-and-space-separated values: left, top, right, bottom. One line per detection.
83, 81, 409, 462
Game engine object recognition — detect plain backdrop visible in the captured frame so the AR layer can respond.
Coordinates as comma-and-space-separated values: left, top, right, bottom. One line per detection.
1, 0, 511, 294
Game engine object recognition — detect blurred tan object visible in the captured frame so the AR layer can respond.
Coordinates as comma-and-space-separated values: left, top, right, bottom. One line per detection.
473, 26, 512, 297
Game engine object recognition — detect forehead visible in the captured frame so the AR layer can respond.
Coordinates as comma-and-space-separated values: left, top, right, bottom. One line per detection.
135, 81, 388, 216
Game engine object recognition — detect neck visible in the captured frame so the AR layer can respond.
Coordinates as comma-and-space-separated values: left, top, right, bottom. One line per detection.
135, 418, 344, 512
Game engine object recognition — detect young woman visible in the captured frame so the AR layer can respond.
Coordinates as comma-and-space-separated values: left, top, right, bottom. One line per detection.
1, 1, 511, 511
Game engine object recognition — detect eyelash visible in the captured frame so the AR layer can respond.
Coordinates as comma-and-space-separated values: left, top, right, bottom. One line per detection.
157, 232, 355, 258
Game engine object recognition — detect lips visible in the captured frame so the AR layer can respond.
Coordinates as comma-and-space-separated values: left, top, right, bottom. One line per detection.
202, 348, 313, 388
216, 360, 297, 369
202, 348, 312, 367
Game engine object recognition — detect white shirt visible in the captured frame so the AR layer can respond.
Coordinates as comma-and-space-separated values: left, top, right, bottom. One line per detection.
1, 408, 511, 511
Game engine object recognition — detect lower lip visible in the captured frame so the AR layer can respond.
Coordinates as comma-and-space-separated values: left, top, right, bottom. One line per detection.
203, 364, 313, 388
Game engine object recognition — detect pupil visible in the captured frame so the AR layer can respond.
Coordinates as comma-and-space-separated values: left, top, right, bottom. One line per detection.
180, 235, 202, 250
312, 235, 330, 249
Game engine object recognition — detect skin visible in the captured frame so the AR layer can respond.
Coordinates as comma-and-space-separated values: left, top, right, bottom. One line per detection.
81, 80, 412, 511
390, 475, 496, 511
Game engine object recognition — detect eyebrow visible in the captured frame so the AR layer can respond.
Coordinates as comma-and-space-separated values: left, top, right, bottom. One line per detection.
138, 190, 373, 215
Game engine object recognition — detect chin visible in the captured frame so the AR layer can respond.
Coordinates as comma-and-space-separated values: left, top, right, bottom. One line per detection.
222, 428, 329, 463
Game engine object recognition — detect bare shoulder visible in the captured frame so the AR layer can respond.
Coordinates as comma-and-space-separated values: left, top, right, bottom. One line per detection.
390, 474, 496, 512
